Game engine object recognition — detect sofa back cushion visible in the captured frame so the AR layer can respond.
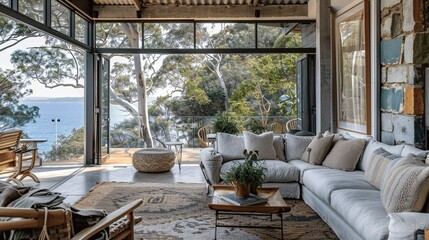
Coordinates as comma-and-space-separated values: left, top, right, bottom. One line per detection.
301, 133, 334, 165
381, 154, 429, 213
285, 134, 314, 161
322, 138, 366, 171
359, 139, 404, 172
273, 136, 286, 161
364, 148, 402, 189
216, 132, 245, 162
243, 131, 276, 160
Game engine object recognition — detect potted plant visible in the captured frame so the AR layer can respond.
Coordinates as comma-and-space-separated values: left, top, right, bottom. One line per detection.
211, 111, 241, 134
224, 150, 266, 198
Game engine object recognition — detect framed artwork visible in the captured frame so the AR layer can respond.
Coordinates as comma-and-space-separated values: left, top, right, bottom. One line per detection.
334, 1, 371, 134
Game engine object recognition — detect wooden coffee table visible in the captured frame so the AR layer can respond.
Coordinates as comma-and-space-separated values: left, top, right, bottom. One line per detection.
208, 185, 291, 240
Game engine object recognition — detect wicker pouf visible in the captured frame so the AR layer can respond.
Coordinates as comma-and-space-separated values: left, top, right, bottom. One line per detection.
132, 148, 175, 173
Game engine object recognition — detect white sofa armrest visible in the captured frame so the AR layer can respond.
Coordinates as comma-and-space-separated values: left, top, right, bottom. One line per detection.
200, 148, 223, 185
388, 212, 429, 240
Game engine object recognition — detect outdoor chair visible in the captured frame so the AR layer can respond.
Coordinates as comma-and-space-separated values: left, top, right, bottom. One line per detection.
0, 199, 143, 240
0, 130, 39, 185
285, 118, 300, 132
197, 126, 213, 148
266, 120, 284, 134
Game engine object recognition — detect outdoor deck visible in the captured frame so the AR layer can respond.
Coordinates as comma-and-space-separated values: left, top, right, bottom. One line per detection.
40, 147, 203, 166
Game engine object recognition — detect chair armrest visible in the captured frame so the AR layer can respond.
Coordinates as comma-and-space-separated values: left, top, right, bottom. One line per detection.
200, 148, 223, 185
72, 199, 143, 240
388, 212, 429, 240
0, 207, 70, 231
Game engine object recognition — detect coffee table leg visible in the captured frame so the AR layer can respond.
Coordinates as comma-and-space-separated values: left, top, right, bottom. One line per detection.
215, 210, 218, 240
280, 212, 284, 240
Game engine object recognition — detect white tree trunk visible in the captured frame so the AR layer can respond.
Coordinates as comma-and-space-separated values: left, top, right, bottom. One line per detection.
121, 23, 153, 147
215, 61, 229, 111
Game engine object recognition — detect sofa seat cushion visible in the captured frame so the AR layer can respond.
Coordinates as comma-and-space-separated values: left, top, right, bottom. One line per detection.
221, 160, 300, 183
288, 160, 328, 184
331, 189, 389, 240
303, 168, 376, 203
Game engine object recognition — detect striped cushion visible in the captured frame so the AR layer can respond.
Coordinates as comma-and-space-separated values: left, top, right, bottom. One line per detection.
364, 148, 402, 189
381, 154, 429, 213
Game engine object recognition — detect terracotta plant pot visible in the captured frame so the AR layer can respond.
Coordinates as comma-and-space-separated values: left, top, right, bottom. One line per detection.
234, 183, 250, 198
250, 184, 258, 195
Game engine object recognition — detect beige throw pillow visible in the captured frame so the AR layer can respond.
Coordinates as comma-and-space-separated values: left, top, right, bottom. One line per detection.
243, 131, 276, 160
364, 148, 402, 189
273, 136, 286, 161
301, 133, 334, 165
381, 154, 429, 213
322, 138, 366, 171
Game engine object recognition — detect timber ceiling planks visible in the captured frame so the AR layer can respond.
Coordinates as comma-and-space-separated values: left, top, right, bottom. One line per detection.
94, 0, 308, 7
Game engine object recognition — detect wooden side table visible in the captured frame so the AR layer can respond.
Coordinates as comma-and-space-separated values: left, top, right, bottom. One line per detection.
208, 185, 290, 240
19, 139, 47, 166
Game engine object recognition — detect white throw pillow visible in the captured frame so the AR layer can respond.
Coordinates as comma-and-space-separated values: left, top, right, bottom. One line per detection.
401, 145, 429, 159
359, 139, 404, 171
285, 134, 314, 161
216, 132, 245, 162
388, 212, 429, 240
243, 131, 276, 160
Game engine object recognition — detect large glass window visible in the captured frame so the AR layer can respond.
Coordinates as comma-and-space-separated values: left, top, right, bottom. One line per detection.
75, 14, 88, 44
96, 22, 142, 48
19, 0, 44, 23
258, 23, 305, 48
196, 23, 255, 48
144, 23, 194, 49
51, 0, 70, 36
335, 2, 370, 134
0, 0, 9, 7
0, 14, 85, 164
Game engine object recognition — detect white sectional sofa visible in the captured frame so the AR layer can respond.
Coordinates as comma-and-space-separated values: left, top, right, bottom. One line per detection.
200, 132, 429, 240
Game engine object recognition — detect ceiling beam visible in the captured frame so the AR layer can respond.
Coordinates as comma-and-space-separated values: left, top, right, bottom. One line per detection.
132, 0, 141, 10
93, 5, 308, 20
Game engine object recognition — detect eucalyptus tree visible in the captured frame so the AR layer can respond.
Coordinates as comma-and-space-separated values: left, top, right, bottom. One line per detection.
0, 16, 40, 130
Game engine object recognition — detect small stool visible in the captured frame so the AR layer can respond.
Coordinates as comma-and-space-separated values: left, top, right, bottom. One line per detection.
132, 148, 175, 173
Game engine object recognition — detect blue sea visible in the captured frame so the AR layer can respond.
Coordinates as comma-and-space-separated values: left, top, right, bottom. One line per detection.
20, 100, 130, 153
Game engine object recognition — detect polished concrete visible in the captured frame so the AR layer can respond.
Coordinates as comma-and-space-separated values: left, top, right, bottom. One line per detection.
6, 163, 206, 204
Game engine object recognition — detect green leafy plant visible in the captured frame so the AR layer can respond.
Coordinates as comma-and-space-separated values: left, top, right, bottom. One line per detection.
224, 149, 266, 189
211, 111, 241, 134
243, 118, 266, 134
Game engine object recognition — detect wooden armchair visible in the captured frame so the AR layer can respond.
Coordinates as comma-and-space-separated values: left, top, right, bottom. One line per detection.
0, 199, 143, 240
0, 130, 39, 185
197, 126, 213, 148
266, 120, 284, 134
285, 118, 300, 132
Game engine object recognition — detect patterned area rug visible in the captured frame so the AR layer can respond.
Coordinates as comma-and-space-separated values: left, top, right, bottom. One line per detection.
74, 182, 338, 240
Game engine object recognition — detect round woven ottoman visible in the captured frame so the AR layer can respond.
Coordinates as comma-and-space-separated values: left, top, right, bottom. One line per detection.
132, 148, 175, 173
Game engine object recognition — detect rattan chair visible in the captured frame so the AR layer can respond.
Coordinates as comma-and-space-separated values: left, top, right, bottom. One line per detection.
285, 118, 300, 132
0, 130, 39, 185
197, 126, 213, 148
266, 120, 284, 134
0, 199, 143, 240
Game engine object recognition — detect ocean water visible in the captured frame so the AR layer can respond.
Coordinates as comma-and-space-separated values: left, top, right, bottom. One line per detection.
21, 101, 85, 153
20, 101, 131, 153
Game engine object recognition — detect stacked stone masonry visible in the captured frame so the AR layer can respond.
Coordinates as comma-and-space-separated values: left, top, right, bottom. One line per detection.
380, 0, 428, 148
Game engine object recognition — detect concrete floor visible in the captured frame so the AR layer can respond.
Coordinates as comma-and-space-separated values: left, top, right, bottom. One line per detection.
9, 163, 207, 204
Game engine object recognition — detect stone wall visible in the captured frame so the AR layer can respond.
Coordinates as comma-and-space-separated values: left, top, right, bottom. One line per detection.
380, 0, 428, 148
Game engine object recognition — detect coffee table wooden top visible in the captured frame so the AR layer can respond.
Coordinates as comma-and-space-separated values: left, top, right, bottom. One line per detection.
209, 185, 291, 214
